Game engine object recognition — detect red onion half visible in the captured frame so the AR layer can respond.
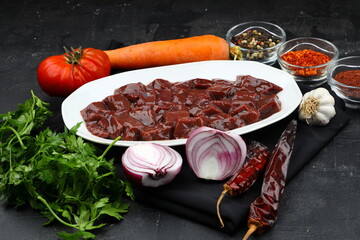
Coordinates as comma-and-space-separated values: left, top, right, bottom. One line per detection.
186, 127, 247, 181
122, 143, 183, 187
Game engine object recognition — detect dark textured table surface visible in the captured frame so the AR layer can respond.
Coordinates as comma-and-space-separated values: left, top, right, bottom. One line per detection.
1, 0, 360, 239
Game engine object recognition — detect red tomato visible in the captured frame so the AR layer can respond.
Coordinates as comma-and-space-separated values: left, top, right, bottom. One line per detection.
37, 47, 111, 97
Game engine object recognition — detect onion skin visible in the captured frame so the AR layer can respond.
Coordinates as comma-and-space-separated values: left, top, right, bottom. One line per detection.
121, 143, 183, 187
186, 127, 247, 181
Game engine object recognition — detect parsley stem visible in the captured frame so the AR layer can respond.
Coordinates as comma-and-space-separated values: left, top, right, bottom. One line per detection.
98, 136, 121, 160
3, 126, 26, 149
37, 195, 78, 229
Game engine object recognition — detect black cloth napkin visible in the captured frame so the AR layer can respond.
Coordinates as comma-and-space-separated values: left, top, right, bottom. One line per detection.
107, 38, 350, 234
130, 84, 350, 233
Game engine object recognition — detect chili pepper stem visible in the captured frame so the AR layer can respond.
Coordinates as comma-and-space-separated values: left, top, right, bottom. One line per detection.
216, 189, 228, 228
242, 224, 258, 240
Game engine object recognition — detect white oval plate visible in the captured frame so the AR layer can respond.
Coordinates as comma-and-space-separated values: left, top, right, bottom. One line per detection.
61, 60, 302, 147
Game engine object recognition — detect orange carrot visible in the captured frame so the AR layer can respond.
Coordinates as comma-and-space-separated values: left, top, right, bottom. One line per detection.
104, 35, 230, 70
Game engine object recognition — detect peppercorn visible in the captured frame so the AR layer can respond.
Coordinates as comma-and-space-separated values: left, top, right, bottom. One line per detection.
230, 28, 281, 61
231, 29, 280, 50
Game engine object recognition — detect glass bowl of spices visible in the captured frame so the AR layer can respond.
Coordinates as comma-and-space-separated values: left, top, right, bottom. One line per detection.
277, 37, 339, 87
226, 21, 286, 65
327, 56, 360, 109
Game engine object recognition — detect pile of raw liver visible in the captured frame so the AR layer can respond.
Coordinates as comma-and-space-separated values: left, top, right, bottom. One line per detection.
80, 75, 283, 141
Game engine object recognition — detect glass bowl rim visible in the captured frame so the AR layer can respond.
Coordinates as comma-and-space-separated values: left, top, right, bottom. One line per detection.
277, 37, 339, 69
226, 21, 286, 52
327, 55, 360, 89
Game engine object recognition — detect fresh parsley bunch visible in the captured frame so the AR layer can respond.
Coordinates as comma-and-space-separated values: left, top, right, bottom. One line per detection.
0, 91, 134, 239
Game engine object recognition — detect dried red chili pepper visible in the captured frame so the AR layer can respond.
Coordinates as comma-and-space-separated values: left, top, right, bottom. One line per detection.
243, 119, 297, 240
216, 140, 269, 227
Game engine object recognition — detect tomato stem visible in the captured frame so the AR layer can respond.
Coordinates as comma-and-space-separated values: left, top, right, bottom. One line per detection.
63, 46, 83, 69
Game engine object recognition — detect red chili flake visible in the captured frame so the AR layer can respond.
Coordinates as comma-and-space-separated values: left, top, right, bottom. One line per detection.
281, 49, 331, 76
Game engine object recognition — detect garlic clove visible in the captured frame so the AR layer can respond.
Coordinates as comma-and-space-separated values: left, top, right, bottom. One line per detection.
315, 111, 332, 126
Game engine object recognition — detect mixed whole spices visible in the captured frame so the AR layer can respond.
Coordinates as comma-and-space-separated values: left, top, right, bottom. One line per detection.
243, 119, 297, 240
0, 92, 134, 240
230, 29, 281, 60
281, 49, 331, 76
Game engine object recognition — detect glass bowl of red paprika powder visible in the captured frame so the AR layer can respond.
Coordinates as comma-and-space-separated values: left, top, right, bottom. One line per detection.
327, 56, 360, 109
277, 37, 339, 87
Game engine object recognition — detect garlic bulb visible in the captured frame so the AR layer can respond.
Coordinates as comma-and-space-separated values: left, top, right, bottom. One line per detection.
298, 87, 336, 126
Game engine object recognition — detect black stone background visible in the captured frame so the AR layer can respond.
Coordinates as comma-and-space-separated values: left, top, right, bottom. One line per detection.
1, 0, 360, 239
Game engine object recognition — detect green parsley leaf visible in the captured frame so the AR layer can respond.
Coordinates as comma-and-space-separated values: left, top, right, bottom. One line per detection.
0, 91, 133, 239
